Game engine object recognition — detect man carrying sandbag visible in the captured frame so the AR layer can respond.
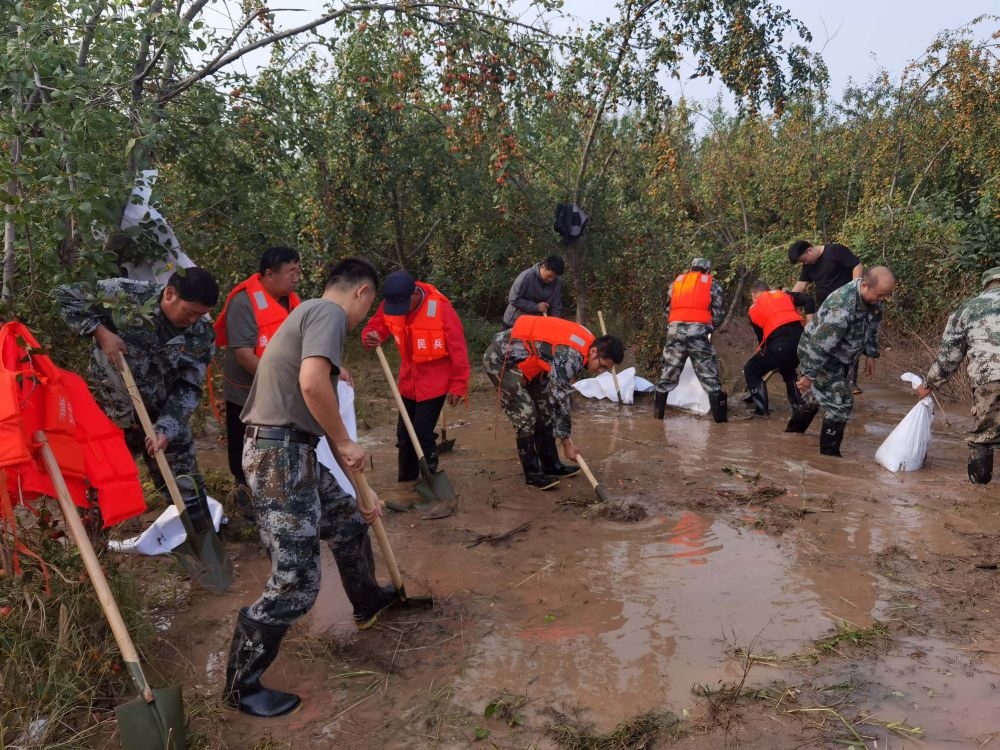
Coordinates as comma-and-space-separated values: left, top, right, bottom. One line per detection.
483, 316, 623, 490
918, 267, 1000, 484
654, 257, 728, 423
789, 267, 895, 456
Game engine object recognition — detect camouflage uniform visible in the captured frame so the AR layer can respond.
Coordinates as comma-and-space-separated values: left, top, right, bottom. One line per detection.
924, 285, 1000, 446
482, 329, 583, 439
52, 278, 214, 502
796, 279, 883, 422
243, 438, 367, 626
655, 274, 725, 395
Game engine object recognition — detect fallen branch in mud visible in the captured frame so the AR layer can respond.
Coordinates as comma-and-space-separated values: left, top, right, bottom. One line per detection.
465, 522, 531, 548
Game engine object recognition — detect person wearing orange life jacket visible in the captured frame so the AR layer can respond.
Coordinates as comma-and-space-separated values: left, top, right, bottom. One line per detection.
743, 283, 816, 417
654, 257, 728, 423
214, 247, 304, 521
482, 316, 624, 490
362, 271, 470, 492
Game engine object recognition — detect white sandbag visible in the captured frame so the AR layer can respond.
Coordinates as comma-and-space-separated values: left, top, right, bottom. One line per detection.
315, 381, 358, 498
572, 367, 653, 405
875, 373, 934, 472
111, 382, 359, 555
666, 359, 710, 415
108, 497, 225, 555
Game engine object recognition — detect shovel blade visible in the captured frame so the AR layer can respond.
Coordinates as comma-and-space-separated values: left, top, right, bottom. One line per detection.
170, 513, 233, 593
420, 500, 456, 520
436, 438, 456, 453
594, 485, 611, 504
398, 585, 435, 608
116, 685, 186, 750
412, 479, 437, 507
418, 458, 456, 502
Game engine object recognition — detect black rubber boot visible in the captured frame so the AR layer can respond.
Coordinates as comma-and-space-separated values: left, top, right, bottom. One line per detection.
333, 534, 399, 630
223, 608, 302, 718
785, 381, 806, 412
819, 419, 846, 457
516, 435, 559, 490
969, 445, 994, 485
534, 425, 580, 477
233, 483, 256, 524
654, 391, 667, 420
176, 474, 212, 533
709, 391, 728, 423
749, 386, 769, 416
785, 403, 819, 433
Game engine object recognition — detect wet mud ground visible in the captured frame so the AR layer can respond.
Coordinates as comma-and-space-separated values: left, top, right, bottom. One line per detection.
113, 371, 1000, 749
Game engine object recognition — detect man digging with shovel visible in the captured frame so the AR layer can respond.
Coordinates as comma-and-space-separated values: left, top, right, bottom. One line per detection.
483, 315, 624, 490
224, 258, 395, 718
52, 269, 219, 532
361, 270, 469, 513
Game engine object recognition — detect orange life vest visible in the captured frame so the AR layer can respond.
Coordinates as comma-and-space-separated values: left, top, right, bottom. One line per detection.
748, 290, 803, 342
384, 282, 450, 364
214, 274, 301, 357
509, 315, 595, 381
0, 322, 146, 527
667, 272, 713, 325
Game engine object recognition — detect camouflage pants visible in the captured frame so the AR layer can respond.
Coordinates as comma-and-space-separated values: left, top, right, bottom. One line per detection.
243, 438, 367, 627
970, 380, 1000, 447
656, 332, 721, 395
483, 342, 555, 438
802, 364, 854, 423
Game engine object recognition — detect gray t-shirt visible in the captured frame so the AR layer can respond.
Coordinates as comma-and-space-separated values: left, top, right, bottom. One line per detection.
222, 291, 293, 406
241, 298, 345, 437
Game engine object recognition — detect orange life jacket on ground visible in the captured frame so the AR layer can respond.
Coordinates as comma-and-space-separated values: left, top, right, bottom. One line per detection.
385, 282, 450, 364
748, 290, 803, 342
0, 322, 146, 527
667, 272, 713, 325
509, 315, 595, 381
214, 274, 301, 357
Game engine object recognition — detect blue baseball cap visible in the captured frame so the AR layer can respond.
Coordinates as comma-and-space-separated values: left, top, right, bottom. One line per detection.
383, 271, 416, 315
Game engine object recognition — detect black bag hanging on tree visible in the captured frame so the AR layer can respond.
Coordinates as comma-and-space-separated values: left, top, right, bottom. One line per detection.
553, 203, 589, 245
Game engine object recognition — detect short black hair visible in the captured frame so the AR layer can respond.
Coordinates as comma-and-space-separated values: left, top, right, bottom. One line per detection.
324, 256, 379, 291
593, 335, 624, 364
541, 255, 565, 275
166, 267, 219, 307
259, 246, 300, 275
750, 282, 770, 295
788, 240, 813, 263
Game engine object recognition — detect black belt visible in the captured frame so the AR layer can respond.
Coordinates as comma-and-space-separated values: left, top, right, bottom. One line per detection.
246, 425, 319, 447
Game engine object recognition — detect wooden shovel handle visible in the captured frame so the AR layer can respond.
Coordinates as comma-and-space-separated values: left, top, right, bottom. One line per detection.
596, 311, 623, 402
576, 454, 601, 492
348, 470, 404, 592
118, 357, 188, 516
35, 431, 155, 703
375, 346, 426, 463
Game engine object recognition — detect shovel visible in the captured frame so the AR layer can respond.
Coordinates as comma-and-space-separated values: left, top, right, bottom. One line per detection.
436, 411, 456, 454
119, 356, 233, 593
375, 345, 456, 519
576, 454, 610, 503
349, 470, 434, 608
36, 431, 187, 750
597, 311, 624, 404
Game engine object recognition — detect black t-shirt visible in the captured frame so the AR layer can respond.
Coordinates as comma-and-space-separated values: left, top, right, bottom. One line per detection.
798, 244, 860, 304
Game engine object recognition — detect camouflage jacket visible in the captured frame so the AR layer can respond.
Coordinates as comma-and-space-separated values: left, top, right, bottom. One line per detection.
797, 279, 883, 379
51, 279, 215, 441
664, 277, 726, 337
493, 329, 584, 439
925, 286, 1000, 390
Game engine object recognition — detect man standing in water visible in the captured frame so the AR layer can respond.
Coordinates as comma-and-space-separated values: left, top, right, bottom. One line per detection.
789, 266, 894, 457
918, 267, 1000, 484
223, 258, 394, 718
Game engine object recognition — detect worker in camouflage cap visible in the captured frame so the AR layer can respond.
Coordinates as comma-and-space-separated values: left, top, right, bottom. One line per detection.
918, 266, 1000, 484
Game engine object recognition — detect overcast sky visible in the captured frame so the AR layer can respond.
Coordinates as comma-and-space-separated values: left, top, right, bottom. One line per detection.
209, 0, 994, 104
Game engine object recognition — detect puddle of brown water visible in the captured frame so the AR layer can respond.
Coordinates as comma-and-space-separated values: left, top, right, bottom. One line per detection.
148, 379, 1000, 748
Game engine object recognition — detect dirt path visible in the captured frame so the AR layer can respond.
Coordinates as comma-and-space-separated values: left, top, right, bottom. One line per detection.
125, 375, 1000, 749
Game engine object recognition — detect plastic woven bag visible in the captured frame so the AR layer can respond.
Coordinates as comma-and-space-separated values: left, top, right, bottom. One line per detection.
875, 373, 934, 472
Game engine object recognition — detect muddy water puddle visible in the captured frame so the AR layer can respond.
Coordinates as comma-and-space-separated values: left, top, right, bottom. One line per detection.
146, 381, 1000, 747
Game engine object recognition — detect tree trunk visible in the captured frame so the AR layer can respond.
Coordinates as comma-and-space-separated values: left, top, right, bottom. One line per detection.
717, 265, 749, 332
3, 135, 22, 305
569, 235, 588, 323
